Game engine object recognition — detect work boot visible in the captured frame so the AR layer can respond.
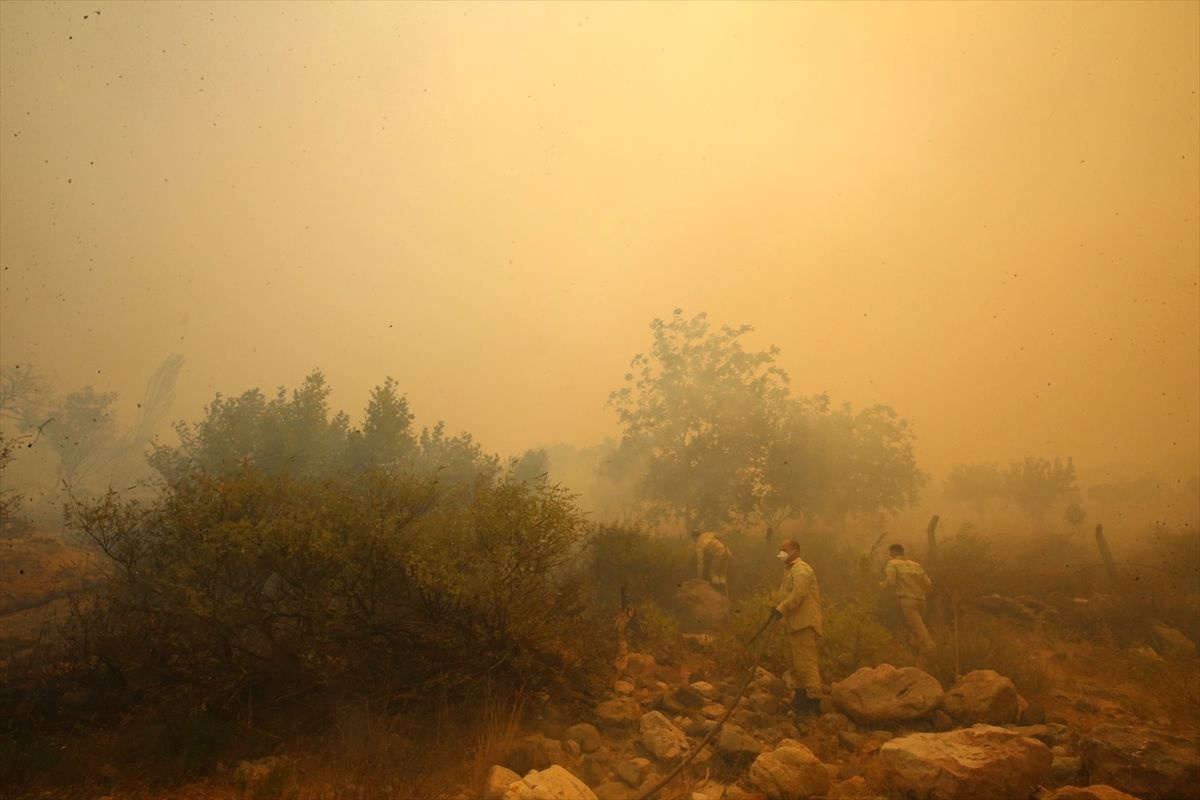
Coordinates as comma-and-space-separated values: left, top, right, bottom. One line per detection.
790, 689, 821, 718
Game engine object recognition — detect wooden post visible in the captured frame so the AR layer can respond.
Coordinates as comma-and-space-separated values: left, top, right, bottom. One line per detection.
926, 515, 942, 627
1095, 524, 1119, 584
614, 583, 635, 674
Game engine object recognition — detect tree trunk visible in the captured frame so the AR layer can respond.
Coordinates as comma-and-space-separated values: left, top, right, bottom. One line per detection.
1094, 523, 1119, 585
926, 515, 944, 627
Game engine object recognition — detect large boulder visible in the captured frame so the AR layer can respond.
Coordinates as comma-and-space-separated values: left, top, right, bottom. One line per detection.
1041, 786, 1142, 800
716, 723, 765, 766
748, 740, 831, 800
623, 652, 657, 677
942, 670, 1021, 725
616, 756, 652, 787
503, 735, 567, 775
828, 775, 887, 799
1148, 625, 1197, 660
658, 684, 706, 715
673, 578, 731, 633
483, 765, 522, 800
1079, 724, 1200, 800
503, 764, 598, 800
591, 781, 636, 800
638, 710, 690, 762
595, 697, 642, 729
565, 723, 603, 755
830, 664, 944, 725
879, 724, 1052, 800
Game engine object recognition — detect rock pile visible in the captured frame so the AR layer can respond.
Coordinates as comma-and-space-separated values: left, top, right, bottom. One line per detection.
474, 652, 1199, 800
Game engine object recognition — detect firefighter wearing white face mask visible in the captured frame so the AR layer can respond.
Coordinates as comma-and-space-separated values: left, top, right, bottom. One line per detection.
769, 539, 823, 714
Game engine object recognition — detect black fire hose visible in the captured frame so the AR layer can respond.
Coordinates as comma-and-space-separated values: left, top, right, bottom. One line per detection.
631, 613, 780, 800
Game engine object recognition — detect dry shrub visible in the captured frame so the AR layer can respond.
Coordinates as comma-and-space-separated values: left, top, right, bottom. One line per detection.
53, 468, 605, 716
924, 612, 1052, 698
586, 523, 691, 609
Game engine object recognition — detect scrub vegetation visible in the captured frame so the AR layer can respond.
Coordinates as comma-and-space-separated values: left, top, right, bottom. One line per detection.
1, 312, 1197, 799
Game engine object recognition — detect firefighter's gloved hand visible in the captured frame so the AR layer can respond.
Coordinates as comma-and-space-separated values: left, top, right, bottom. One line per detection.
769, 608, 783, 621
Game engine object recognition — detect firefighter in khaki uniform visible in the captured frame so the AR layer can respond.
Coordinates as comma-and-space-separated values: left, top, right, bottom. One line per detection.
882, 543, 935, 654
691, 530, 730, 591
769, 539, 823, 716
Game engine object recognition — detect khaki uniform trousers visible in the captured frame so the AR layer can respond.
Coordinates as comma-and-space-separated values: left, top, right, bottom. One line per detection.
708, 549, 729, 589
899, 597, 935, 653
787, 627, 822, 694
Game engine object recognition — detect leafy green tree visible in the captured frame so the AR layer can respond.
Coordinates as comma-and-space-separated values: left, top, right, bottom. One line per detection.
417, 422, 500, 494
817, 403, 924, 525
347, 376, 416, 471
44, 386, 123, 489
508, 448, 550, 485
761, 397, 924, 531
152, 371, 352, 481
942, 463, 1008, 514
760, 394, 834, 532
606, 309, 790, 530
1005, 456, 1077, 524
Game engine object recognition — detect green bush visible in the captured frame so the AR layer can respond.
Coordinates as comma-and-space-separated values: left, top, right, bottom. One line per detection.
628, 598, 686, 662
50, 466, 608, 721
585, 524, 691, 609
923, 612, 1051, 698
819, 595, 896, 681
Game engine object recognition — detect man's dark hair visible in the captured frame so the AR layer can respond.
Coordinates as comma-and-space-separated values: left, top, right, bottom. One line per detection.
889, 543, 905, 556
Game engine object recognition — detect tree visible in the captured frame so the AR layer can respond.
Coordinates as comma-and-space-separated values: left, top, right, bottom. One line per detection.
129, 354, 186, 445
1005, 456, 1077, 525
760, 394, 834, 532
762, 396, 925, 531
508, 448, 550, 485
605, 310, 790, 530
942, 463, 1008, 515
0, 363, 53, 430
417, 422, 500, 494
348, 376, 416, 470
0, 430, 24, 526
825, 402, 925, 523
43, 386, 123, 489
1063, 501, 1086, 534
152, 371, 352, 480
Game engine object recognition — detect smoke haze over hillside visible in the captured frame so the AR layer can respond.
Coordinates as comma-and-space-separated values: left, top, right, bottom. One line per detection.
2, 1, 1197, 481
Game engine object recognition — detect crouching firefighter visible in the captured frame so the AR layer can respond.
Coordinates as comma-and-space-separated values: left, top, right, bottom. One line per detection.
770, 539, 824, 716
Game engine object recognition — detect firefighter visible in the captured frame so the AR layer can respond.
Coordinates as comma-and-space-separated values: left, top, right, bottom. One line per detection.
769, 538, 823, 715
881, 543, 935, 654
691, 529, 730, 590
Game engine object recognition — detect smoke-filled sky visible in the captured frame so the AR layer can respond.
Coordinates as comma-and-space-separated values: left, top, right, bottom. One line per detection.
2, 1, 1197, 479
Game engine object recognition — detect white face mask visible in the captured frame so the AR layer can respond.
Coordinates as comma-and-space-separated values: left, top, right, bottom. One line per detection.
776, 550, 789, 561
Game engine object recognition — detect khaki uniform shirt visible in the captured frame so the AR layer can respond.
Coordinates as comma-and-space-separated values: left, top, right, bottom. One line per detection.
884, 557, 932, 600
776, 558, 823, 635
695, 531, 729, 577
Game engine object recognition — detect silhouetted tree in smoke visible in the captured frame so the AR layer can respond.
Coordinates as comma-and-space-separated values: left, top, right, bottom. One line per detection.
942, 462, 1008, 515
1005, 456, 1078, 526
606, 310, 925, 533
606, 309, 789, 530
764, 397, 924, 531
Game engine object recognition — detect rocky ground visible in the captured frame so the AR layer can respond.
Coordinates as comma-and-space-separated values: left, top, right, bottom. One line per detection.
456, 650, 1197, 800
450, 580, 1199, 800
3, 539, 1197, 800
